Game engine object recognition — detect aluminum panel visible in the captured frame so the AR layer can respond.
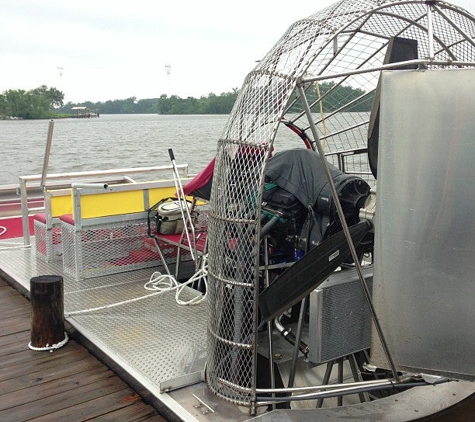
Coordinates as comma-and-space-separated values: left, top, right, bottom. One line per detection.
372, 69, 475, 380
309, 267, 373, 364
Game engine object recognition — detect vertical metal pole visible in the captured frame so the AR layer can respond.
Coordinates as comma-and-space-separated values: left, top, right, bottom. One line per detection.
263, 237, 276, 409
288, 297, 307, 388
40, 120, 55, 191
297, 82, 400, 382
316, 361, 334, 408
72, 188, 82, 279
19, 177, 31, 246
427, 3, 435, 60
337, 359, 343, 406
168, 148, 196, 261
348, 353, 370, 403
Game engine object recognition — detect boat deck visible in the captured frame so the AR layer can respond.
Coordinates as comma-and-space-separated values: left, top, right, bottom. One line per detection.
0, 276, 167, 422
2, 237, 475, 422
0, 236, 221, 422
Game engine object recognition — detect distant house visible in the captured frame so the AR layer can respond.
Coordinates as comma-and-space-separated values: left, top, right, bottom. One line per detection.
71, 106, 99, 118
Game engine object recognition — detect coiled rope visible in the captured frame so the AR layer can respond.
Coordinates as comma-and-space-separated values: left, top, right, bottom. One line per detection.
28, 333, 69, 352
66, 256, 208, 317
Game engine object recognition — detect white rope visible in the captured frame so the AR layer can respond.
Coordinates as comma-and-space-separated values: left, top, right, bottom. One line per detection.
66, 286, 170, 316
66, 256, 208, 316
28, 332, 69, 352
144, 257, 208, 306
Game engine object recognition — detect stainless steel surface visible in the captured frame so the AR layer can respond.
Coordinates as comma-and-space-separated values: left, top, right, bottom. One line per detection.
372, 68, 475, 380
169, 383, 263, 422
256, 324, 365, 410
247, 380, 475, 422
69, 289, 207, 393
308, 268, 373, 365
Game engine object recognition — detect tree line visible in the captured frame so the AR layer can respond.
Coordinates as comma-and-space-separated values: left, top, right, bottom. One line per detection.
1, 82, 371, 119
289, 82, 373, 113
0, 86, 240, 119
0, 85, 65, 119
60, 89, 240, 115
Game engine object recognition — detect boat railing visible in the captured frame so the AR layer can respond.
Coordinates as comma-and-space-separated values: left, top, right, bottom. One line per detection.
325, 147, 373, 178
18, 164, 189, 246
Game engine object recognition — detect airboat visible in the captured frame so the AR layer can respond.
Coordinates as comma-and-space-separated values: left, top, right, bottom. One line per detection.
1, 0, 475, 420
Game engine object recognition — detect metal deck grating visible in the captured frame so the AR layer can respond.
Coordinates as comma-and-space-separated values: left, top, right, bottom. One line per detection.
0, 237, 207, 394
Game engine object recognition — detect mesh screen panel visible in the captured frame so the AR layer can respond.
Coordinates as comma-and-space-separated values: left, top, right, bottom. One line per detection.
34, 219, 62, 262
61, 218, 165, 280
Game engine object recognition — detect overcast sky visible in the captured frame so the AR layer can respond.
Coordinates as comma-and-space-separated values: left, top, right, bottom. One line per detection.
1, 0, 474, 103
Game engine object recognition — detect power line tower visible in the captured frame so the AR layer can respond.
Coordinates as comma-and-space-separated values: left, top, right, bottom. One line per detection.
56, 66, 65, 96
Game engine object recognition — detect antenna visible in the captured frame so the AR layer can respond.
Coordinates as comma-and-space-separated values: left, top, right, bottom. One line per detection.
165, 64, 171, 76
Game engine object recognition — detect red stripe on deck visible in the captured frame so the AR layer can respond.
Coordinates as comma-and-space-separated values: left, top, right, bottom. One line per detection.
0, 216, 35, 240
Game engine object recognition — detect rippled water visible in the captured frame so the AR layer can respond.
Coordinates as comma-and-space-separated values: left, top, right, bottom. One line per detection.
0, 113, 369, 186
0, 114, 231, 185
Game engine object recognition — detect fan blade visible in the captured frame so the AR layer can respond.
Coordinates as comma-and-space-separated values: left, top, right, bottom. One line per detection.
259, 220, 371, 322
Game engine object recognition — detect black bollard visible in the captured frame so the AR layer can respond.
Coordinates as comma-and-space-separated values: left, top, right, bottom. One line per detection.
29, 275, 68, 351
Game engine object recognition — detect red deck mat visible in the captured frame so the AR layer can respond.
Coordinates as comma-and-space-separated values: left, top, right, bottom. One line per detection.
0, 216, 35, 240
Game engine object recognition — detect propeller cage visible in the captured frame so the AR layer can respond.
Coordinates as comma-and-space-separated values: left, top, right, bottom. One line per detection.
204, 0, 475, 409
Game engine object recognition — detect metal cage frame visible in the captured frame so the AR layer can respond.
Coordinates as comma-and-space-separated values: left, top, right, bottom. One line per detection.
205, 0, 475, 411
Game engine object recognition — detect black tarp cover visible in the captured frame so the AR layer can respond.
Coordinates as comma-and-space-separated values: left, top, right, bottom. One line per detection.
264, 148, 343, 248
265, 148, 341, 209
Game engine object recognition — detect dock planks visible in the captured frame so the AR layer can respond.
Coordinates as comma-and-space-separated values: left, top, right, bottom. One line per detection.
0, 278, 168, 422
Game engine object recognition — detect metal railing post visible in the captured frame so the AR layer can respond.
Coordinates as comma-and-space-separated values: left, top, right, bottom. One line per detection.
19, 177, 31, 246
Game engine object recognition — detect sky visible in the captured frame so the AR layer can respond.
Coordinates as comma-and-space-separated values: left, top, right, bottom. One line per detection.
0, 0, 333, 103
1, 0, 474, 104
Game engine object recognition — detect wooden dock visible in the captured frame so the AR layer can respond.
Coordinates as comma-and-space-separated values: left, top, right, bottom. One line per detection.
0, 277, 168, 422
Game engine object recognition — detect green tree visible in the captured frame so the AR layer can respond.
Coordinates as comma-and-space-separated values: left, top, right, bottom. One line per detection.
154, 90, 239, 115
30, 85, 65, 108
313, 82, 371, 112
120, 97, 137, 113
58, 90, 240, 115
0, 85, 65, 119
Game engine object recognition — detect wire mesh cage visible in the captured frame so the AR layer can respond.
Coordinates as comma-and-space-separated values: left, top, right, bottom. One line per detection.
34, 218, 62, 261
61, 218, 166, 280
205, 0, 475, 410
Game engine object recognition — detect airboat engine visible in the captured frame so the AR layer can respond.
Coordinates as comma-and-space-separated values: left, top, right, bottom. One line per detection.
261, 148, 371, 261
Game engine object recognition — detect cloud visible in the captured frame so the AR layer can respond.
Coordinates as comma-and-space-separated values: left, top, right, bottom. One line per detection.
2, 0, 474, 102
1, 0, 327, 101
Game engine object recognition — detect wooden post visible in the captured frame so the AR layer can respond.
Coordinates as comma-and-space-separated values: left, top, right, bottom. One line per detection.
29, 275, 67, 351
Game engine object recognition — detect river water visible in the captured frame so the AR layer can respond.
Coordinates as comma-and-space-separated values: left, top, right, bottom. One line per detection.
1, 113, 370, 186
0, 114, 233, 185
